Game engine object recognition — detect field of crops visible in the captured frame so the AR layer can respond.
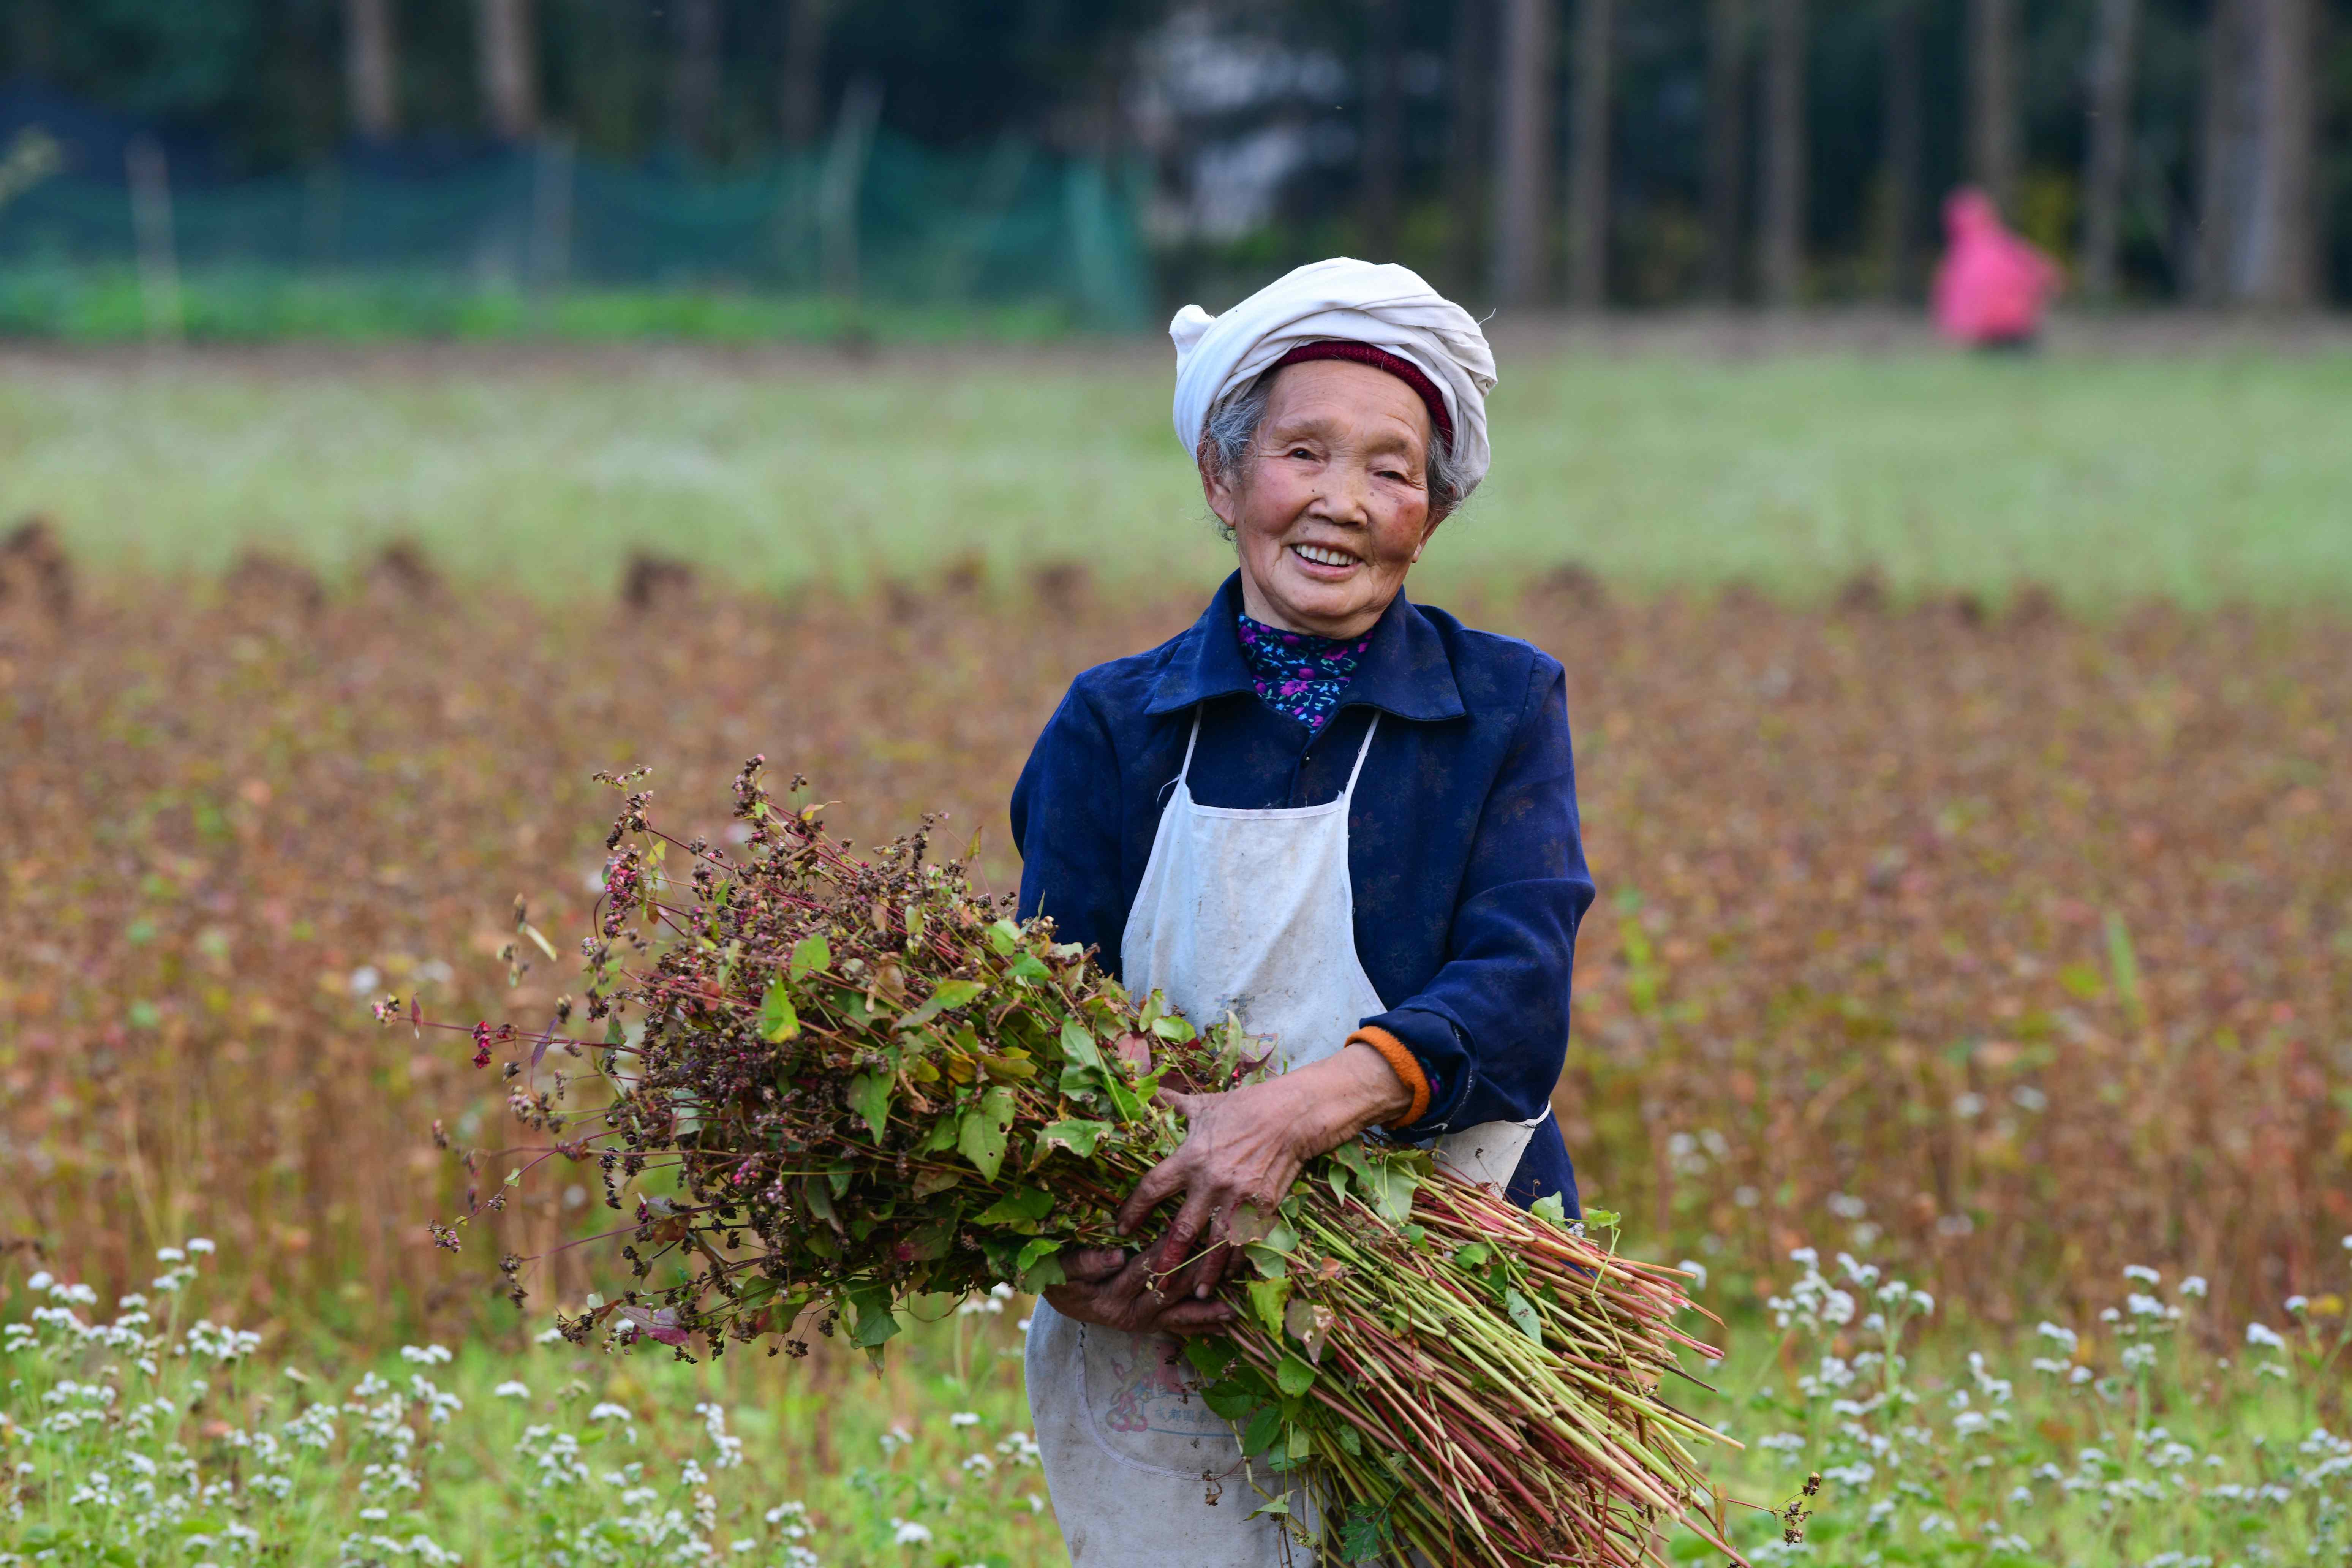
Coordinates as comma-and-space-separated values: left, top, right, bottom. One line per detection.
3, 337, 2351, 1563
6, 536, 2346, 1322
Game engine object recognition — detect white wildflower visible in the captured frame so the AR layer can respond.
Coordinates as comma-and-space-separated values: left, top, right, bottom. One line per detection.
891, 1518, 934, 1545
492, 1381, 531, 1399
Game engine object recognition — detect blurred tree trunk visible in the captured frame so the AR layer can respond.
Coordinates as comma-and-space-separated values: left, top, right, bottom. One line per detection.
1490, 0, 1556, 307
1446, 0, 1492, 297
670, 0, 721, 160
474, 0, 538, 141
2243, 0, 2315, 305
1879, 0, 1921, 299
1362, 0, 1406, 259
1702, 0, 1748, 300
343, 0, 399, 141
1759, 0, 1806, 307
1967, 0, 2017, 213
2194, 0, 2237, 300
780, 0, 828, 151
6, 2, 57, 78
1565, 0, 1613, 310
2078, 0, 2140, 300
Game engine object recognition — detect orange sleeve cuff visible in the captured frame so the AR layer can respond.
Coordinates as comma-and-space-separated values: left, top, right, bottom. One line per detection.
1347, 1025, 1430, 1129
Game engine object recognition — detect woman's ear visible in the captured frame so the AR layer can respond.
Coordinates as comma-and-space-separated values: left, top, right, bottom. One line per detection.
1411, 502, 1448, 563
1198, 440, 1241, 533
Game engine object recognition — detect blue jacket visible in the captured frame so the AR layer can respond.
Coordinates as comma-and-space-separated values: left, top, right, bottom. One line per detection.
1010, 573, 1591, 1209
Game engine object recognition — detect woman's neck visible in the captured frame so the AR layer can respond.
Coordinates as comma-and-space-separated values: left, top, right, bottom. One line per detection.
1236, 574, 1393, 641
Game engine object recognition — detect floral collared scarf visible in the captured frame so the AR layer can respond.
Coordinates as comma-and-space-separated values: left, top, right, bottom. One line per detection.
1234, 613, 1371, 737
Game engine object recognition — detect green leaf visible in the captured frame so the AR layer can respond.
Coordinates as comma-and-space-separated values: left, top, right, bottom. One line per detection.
1005, 952, 1052, 986
911, 1167, 963, 1199
758, 983, 800, 1042
1185, 1340, 1234, 1384
1584, 1207, 1621, 1229
1274, 1354, 1318, 1398
1245, 1276, 1292, 1336
899, 976, 990, 1030
1058, 1018, 1102, 1069
1034, 1118, 1112, 1161
1370, 1162, 1418, 1225
986, 918, 1023, 955
1201, 1381, 1256, 1420
845, 1072, 891, 1141
1452, 1241, 1491, 1269
1528, 1192, 1567, 1227
958, 1086, 1016, 1181
846, 1284, 901, 1349
921, 1116, 960, 1153
1148, 1012, 1196, 1042
974, 1187, 1054, 1226
1099, 1068, 1145, 1123
1014, 1236, 1064, 1288
1325, 1162, 1351, 1205
1241, 1404, 1283, 1459
896, 1219, 956, 1262
1335, 1506, 1383, 1562
1503, 1287, 1543, 1344
1244, 1243, 1291, 1279
604, 1016, 626, 1048
1247, 1491, 1293, 1519
787, 934, 830, 982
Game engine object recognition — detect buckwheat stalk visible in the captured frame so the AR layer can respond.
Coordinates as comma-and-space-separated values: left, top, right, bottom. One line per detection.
422, 758, 1747, 1567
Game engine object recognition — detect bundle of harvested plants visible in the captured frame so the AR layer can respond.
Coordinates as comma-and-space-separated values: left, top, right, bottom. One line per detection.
420, 759, 1743, 1565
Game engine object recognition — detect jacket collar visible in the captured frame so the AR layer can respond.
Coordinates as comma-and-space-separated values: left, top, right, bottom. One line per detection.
1144, 572, 1467, 722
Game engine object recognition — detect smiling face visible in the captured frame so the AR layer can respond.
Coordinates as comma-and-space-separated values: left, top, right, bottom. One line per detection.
1201, 358, 1442, 641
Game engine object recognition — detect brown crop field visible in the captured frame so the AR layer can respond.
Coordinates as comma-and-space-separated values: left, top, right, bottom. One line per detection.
2, 538, 2347, 1342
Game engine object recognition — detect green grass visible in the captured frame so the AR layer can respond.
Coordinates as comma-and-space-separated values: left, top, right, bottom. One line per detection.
4, 342, 2349, 605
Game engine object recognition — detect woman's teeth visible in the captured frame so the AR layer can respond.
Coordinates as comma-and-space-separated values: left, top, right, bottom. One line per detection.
1291, 544, 1358, 568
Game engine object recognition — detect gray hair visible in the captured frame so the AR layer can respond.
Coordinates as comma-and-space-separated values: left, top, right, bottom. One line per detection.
1198, 368, 1465, 538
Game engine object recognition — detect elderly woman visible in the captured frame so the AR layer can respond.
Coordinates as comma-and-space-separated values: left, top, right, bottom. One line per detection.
1010, 258, 1593, 1566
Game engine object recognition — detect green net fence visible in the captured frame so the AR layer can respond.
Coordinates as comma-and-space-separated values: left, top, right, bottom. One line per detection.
0, 131, 1151, 332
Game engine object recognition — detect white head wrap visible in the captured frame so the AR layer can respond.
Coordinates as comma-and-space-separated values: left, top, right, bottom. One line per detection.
1169, 256, 1498, 497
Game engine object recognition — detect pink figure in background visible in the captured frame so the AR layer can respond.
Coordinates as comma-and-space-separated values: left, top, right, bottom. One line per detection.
1932, 187, 2062, 348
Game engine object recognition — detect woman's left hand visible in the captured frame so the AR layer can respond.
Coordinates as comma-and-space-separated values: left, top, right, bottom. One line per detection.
1115, 1042, 1413, 1302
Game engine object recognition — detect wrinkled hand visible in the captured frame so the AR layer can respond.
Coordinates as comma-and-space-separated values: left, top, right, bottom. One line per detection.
1041, 1247, 1236, 1336
1114, 1043, 1414, 1306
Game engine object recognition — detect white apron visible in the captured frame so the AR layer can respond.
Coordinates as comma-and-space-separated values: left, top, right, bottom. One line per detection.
1026, 710, 1548, 1566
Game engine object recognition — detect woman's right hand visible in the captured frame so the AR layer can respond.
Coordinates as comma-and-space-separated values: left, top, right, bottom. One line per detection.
1041, 1247, 1237, 1336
